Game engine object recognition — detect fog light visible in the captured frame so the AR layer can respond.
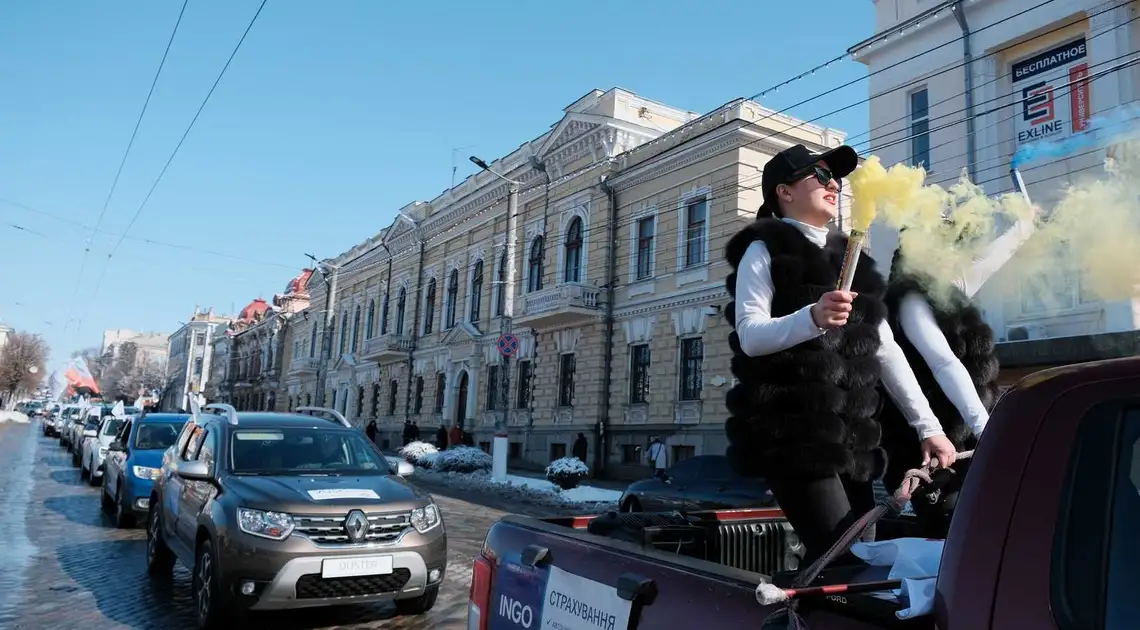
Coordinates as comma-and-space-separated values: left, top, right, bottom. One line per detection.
241, 581, 256, 596
428, 568, 441, 583
135, 498, 150, 510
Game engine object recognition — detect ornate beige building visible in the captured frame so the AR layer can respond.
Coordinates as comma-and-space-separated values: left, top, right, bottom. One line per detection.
280, 88, 850, 479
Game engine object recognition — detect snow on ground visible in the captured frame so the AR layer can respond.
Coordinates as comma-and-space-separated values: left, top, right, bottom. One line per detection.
412, 466, 624, 510
0, 412, 30, 424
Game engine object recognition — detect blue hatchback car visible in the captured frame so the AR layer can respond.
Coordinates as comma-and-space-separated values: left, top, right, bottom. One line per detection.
101, 413, 190, 528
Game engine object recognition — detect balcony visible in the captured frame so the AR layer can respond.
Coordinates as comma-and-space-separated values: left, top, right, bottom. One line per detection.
361, 334, 413, 361
514, 282, 601, 328
289, 356, 322, 375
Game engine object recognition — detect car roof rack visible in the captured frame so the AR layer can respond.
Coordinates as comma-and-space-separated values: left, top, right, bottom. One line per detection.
294, 406, 353, 428
204, 403, 239, 426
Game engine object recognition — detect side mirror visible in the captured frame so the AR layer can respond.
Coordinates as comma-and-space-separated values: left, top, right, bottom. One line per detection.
175, 460, 211, 481
108, 441, 126, 452
396, 460, 415, 477
83, 429, 97, 438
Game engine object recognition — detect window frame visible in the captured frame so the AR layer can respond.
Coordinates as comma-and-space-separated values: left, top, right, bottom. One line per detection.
909, 87, 931, 170
446, 269, 459, 329
423, 278, 437, 335
470, 260, 484, 323
527, 236, 545, 293
679, 337, 704, 401
563, 216, 583, 284
635, 215, 656, 281
629, 343, 651, 404
558, 352, 576, 407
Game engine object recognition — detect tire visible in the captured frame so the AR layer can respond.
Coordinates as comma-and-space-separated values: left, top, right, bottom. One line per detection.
101, 482, 115, 513
395, 585, 439, 615
79, 457, 89, 480
146, 507, 176, 578
113, 486, 134, 528
88, 463, 101, 487
193, 539, 230, 629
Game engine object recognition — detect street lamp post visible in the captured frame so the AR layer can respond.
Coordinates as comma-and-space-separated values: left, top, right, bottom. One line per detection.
470, 156, 519, 483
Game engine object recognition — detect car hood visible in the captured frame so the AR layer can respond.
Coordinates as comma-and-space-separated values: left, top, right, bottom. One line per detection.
129, 449, 166, 469
223, 474, 428, 514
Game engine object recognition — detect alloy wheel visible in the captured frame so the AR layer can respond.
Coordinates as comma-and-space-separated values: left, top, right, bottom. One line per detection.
196, 550, 213, 621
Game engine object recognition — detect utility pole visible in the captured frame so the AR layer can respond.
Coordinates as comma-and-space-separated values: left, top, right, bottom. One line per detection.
471, 155, 519, 483
308, 254, 340, 408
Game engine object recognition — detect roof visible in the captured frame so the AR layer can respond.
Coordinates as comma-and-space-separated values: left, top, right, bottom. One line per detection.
284, 269, 314, 296
237, 298, 270, 322
206, 412, 355, 431
139, 413, 190, 422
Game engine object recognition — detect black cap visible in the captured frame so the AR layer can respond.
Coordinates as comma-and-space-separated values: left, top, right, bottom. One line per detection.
758, 144, 859, 218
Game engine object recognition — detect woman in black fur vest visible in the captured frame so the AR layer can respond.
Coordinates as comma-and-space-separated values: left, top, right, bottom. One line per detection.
723, 144, 956, 563
879, 213, 1035, 536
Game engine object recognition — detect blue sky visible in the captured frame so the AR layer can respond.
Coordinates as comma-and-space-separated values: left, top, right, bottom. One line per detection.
0, 0, 874, 368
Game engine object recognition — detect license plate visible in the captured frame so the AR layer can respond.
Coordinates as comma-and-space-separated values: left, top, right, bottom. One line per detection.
321, 555, 394, 579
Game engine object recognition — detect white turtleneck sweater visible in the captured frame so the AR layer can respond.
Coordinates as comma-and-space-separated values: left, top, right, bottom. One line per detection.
895, 218, 1035, 437
734, 218, 944, 441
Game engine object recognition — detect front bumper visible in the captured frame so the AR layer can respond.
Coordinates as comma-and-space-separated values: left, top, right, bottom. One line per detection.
219, 526, 448, 611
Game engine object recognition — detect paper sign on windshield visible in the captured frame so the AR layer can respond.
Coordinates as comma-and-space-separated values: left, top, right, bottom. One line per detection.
306, 489, 380, 500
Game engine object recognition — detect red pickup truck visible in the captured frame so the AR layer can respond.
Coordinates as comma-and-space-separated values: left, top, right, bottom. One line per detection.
465, 356, 1140, 629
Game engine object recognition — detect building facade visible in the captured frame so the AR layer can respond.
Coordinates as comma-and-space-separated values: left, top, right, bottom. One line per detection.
224, 270, 313, 411
101, 329, 169, 375
852, 0, 1140, 379
162, 308, 232, 411
282, 87, 850, 478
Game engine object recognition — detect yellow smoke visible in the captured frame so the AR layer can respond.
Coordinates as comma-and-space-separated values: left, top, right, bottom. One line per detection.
856, 141, 1140, 312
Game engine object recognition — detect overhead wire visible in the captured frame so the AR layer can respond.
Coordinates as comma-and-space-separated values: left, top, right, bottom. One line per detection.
61, 0, 190, 332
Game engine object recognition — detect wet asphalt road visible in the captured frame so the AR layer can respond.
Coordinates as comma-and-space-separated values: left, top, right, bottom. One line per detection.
0, 421, 560, 629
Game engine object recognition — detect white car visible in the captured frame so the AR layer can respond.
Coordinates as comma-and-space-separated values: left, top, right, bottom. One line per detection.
81, 413, 130, 486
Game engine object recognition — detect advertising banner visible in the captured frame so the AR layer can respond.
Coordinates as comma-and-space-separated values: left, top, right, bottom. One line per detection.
1012, 37, 1092, 146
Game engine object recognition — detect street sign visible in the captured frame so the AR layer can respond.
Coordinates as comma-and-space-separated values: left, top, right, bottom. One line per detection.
497, 333, 519, 357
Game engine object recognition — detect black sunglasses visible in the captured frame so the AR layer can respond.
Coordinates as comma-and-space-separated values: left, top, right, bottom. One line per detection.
791, 165, 836, 187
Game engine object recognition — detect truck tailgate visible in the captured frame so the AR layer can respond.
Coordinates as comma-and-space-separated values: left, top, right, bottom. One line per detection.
477, 514, 898, 630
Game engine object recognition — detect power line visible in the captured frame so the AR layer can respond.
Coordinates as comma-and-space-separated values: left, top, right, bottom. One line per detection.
62, 0, 190, 333
79, 0, 269, 331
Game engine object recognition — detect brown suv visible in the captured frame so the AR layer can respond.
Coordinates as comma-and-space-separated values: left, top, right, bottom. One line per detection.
145, 404, 446, 629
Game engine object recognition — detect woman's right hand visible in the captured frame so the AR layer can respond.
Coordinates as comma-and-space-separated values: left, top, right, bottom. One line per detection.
811, 290, 856, 329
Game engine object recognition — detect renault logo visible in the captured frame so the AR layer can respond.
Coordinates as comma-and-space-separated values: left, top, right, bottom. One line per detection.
344, 510, 369, 543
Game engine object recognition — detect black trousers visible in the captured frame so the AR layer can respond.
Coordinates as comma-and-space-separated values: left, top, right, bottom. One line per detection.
766, 473, 878, 567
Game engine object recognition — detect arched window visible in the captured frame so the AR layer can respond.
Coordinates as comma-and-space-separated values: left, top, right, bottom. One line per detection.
381, 292, 390, 335
446, 269, 459, 328
351, 305, 362, 351
470, 260, 484, 323
564, 217, 583, 283
424, 278, 437, 334
396, 287, 407, 335
365, 300, 375, 339
338, 311, 349, 354
495, 251, 506, 316
528, 236, 545, 293
309, 325, 318, 357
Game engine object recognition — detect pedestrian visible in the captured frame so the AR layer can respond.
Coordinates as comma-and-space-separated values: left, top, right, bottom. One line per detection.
435, 424, 449, 449
410, 421, 420, 442
461, 429, 474, 447
402, 420, 414, 446
723, 143, 956, 564
365, 419, 378, 445
449, 424, 462, 449
878, 210, 1035, 537
646, 437, 667, 480
572, 432, 588, 463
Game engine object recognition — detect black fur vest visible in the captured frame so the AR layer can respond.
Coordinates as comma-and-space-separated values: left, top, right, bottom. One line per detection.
879, 250, 1000, 456
723, 219, 888, 482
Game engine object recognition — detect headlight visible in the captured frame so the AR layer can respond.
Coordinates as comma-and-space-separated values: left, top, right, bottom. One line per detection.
238, 508, 295, 540
98, 447, 108, 457
410, 503, 440, 533
132, 466, 160, 480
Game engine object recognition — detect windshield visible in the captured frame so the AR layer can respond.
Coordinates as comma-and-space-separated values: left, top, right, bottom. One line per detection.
230, 428, 388, 475
133, 423, 182, 450
102, 418, 125, 437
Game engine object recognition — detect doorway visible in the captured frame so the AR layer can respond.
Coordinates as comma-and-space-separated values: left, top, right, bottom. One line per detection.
455, 371, 469, 429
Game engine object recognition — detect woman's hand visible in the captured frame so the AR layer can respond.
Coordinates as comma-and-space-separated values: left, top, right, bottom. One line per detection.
921, 434, 958, 469
811, 290, 857, 329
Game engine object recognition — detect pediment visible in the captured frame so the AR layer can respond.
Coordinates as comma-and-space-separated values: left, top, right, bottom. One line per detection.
331, 353, 358, 371
537, 114, 608, 158
440, 321, 482, 345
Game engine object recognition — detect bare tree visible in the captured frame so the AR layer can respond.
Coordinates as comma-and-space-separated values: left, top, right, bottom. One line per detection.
1, 332, 48, 409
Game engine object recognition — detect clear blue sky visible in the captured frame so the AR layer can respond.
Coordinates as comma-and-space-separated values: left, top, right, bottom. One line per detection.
0, 0, 874, 369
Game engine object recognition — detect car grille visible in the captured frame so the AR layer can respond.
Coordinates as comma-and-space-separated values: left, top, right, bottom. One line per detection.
717, 520, 793, 575
293, 513, 410, 545
295, 569, 411, 599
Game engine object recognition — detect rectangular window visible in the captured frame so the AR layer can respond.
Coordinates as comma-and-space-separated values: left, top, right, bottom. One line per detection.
558, 353, 576, 407
434, 373, 445, 413
679, 338, 704, 401
195, 332, 205, 346
671, 444, 695, 464
549, 443, 567, 461
486, 365, 501, 411
910, 89, 931, 169
371, 384, 381, 416
509, 442, 522, 459
193, 357, 203, 377
636, 216, 655, 280
387, 379, 398, 416
516, 360, 532, 409
684, 199, 707, 267
621, 444, 640, 464
629, 344, 651, 404
413, 377, 424, 414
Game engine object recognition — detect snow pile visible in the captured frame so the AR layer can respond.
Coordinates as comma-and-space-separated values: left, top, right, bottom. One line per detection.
414, 465, 623, 508
431, 446, 493, 474
399, 441, 440, 468
545, 456, 589, 489
0, 412, 31, 424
